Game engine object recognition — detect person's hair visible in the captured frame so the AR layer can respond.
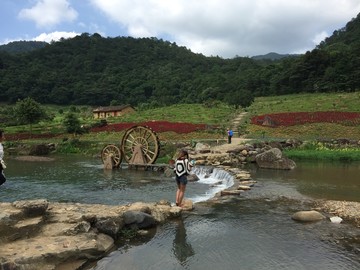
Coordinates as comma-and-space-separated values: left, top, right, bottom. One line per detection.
0, 129, 3, 137
179, 149, 189, 159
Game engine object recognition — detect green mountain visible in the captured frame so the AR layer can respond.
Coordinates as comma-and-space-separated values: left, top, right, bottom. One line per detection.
0, 41, 48, 54
0, 13, 359, 107
251, 52, 300, 61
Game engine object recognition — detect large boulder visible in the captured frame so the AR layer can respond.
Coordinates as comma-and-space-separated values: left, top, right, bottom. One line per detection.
255, 148, 296, 170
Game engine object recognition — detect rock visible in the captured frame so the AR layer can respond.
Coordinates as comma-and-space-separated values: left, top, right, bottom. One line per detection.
196, 159, 207, 165
241, 149, 248, 156
123, 211, 157, 229
255, 148, 296, 170
239, 180, 257, 185
291, 210, 326, 222
12, 199, 49, 217
95, 217, 124, 238
29, 144, 51, 156
195, 142, 211, 152
221, 190, 242, 196
235, 172, 252, 180
237, 185, 251, 190
187, 173, 199, 182
0, 200, 189, 269
180, 199, 194, 211
127, 202, 151, 214
156, 200, 171, 206
330, 216, 343, 224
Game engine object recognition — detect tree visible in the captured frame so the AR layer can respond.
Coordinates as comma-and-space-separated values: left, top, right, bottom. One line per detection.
63, 112, 82, 135
14, 97, 46, 134
225, 89, 254, 109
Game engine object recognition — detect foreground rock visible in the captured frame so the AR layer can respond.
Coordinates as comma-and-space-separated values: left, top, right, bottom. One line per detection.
291, 210, 326, 222
0, 199, 190, 270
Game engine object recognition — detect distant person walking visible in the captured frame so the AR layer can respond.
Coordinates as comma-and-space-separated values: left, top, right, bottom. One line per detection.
0, 130, 6, 186
174, 149, 194, 207
227, 128, 233, 144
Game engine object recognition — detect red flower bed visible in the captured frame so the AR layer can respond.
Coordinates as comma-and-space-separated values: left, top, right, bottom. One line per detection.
251, 111, 360, 127
90, 120, 208, 134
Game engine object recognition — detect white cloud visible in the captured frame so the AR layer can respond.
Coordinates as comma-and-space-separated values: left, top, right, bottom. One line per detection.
33, 31, 80, 43
18, 0, 78, 29
89, 0, 360, 57
312, 31, 329, 46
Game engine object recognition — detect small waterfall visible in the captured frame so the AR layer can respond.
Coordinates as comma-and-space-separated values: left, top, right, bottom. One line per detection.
189, 166, 234, 203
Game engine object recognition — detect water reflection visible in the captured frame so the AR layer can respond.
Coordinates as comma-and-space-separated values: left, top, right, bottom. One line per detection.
172, 218, 195, 264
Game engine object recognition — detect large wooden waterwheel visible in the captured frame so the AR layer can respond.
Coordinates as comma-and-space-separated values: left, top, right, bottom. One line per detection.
101, 125, 160, 168
121, 125, 160, 164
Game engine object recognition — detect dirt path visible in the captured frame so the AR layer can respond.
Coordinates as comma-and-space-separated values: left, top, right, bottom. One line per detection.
211, 111, 251, 153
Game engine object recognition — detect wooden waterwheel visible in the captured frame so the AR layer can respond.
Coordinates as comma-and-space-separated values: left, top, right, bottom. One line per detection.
101, 125, 160, 168
101, 144, 122, 167
121, 125, 160, 164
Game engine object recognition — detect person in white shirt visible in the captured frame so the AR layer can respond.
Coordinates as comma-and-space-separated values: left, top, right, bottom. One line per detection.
174, 149, 193, 207
0, 129, 6, 186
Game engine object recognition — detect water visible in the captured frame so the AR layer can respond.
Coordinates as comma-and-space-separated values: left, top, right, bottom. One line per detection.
93, 203, 360, 270
0, 156, 233, 205
1, 156, 359, 270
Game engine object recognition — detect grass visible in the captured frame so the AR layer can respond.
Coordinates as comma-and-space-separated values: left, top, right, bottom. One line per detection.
248, 92, 360, 115
245, 91, 360, 140
284, 149, 360, 161
111, 103, 237, 125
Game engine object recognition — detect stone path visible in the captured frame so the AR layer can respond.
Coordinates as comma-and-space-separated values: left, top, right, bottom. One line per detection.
211, 111, 251, 153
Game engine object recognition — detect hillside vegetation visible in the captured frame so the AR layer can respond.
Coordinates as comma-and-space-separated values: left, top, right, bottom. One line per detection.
0, 13, 360, 108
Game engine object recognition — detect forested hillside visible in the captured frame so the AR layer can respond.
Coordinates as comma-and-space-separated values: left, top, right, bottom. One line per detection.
0, 12, 359, 107
0, 41, 48, 54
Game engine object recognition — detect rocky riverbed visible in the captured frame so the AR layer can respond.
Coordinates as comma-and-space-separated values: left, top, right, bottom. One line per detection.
0, 199, 191, 270
1, 142, 359, 269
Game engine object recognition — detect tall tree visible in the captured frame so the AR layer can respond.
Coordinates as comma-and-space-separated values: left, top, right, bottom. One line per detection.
14, 97, 46, 134
63, 112, 82, 135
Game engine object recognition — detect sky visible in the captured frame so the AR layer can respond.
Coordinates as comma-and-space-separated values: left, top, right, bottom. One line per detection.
1, 0, 360, 58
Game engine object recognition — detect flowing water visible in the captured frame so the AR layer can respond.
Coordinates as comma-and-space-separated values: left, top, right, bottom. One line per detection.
1, 156, 359, 270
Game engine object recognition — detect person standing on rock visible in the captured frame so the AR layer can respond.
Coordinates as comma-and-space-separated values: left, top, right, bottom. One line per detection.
0, 129, 6, 186
174, 149, 194, 207
227, 128, 233, 144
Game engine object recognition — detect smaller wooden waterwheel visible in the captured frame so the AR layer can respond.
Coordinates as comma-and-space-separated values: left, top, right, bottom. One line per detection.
121, 125, 160, 165
101, 144, 122, 167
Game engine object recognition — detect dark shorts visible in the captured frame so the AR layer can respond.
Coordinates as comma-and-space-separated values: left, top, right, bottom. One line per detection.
176, 174, 188, 185
0, 170, 6, 186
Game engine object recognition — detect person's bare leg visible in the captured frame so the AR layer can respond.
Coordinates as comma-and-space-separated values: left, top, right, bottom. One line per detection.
176, 184, 181, 206
176, 191, 180, 206
178, 184, 186, 206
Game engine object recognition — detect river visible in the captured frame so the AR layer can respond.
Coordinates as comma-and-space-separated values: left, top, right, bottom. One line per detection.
0, 156, 359, 269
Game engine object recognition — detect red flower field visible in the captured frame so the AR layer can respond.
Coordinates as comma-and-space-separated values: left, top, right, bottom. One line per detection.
90, 120, 208, 134
251, 111, 360, 127
6, 121, 210, 141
